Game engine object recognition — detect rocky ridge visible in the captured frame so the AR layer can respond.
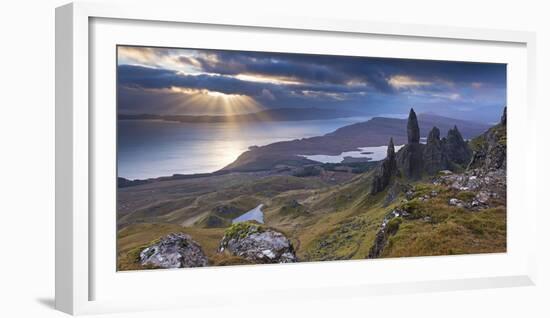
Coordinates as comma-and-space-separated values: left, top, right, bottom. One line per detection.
367, 107, 506, 258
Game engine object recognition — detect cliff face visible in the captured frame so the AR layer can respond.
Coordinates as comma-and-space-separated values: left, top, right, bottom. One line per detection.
468, 107, 507, 171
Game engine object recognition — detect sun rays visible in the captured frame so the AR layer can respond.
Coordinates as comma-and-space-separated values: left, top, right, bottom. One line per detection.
168, 87, 263, 116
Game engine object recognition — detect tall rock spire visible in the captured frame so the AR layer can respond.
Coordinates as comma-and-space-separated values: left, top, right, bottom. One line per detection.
427, 126, 440, 144
423, 126, 447, 174
407, 108, 420, 144
387, 137, 395, 161
444, 126, 471, 165
371, 137, 398, 194
398, 109, 426, 179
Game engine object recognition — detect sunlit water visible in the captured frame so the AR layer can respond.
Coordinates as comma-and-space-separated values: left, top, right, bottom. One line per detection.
118, 117, 374, 180
232, 204, 265, 224
301, 144, 405, 164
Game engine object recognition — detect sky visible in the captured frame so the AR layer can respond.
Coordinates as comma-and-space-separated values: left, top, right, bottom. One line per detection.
117, 46, 506, 123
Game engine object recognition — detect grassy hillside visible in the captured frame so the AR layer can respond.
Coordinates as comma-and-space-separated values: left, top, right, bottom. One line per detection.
118, 174, 330, 227
380, 183, 506, 257
117, 164, 506, 270
117, 122, 506, 270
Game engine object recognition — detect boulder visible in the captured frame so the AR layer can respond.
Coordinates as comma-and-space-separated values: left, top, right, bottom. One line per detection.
449, 198, 464, 207
218, 222, 297, 263
139, 233, 209, 269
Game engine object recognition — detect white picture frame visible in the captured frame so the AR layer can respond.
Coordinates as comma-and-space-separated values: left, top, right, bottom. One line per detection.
56, 1, 537, 315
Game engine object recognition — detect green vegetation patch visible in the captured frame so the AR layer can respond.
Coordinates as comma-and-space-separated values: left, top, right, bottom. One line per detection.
469, 134, 487, 152
279, 200, 309, 218
380, 201, 506, 258
117, 223, 225, 271
456, 191, 476, 202
224, 222, 265, 240
304, 216, 369, 261
386, 217, 403, 235
293, 166, 322, 177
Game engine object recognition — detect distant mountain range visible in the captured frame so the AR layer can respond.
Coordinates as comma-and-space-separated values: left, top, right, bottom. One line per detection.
118, 107, 366, 123
222, 113, 491, 172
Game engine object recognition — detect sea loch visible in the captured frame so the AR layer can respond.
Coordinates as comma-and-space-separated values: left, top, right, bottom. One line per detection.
118, 117, 373, 180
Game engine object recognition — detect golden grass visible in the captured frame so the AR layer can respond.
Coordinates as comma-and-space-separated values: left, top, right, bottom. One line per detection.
117, 223, 226, 271
117, 169, 506, 270
381, 195, 506, 258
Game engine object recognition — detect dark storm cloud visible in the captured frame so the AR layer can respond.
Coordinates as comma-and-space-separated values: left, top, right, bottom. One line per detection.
117, 64, 372, 99
187, 50, 505, 91
117, 46, 507, 122
118, 64, 270, 96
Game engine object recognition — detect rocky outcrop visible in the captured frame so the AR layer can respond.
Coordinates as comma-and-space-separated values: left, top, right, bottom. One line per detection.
139, 233, 209, 268
396, 108, 425, 179
371, 138, 399, 194
468, 107, 506, 171
395, 108, 473, 179
433, 168, 506, 210
407, 108, 420, 143
444, 126, 472, 165
383, 182, 411, 207
368, 208, 409, 258
423, 127, 447, 174
397, 143, 425, 179
218, 222, 297, 263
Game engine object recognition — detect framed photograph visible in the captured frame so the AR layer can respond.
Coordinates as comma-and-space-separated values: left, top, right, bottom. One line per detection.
56, 2, 537, 315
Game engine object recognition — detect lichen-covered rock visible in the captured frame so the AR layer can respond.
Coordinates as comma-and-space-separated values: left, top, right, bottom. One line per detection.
449, 198, 465, 207
433, 168, 506, 210
218, 222, 297, 263
139, 233, 208, 269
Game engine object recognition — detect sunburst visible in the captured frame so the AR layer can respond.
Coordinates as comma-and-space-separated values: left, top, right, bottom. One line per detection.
169, 87, 263, 116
